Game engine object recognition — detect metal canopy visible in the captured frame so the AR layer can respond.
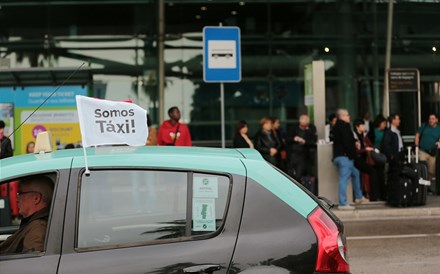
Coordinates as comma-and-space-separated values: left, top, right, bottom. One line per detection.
0, 67, 92, 87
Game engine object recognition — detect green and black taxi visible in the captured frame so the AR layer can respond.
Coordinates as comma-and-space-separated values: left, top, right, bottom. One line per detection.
0, 144, 350, 274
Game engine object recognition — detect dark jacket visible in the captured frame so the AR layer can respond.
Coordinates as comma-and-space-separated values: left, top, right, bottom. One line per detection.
382, 128, 402, 160
332, 119, 356, 160
0, 136, 13, 159
286, 123, 317, 154
254, 130, 279, 165
0, 208, 49, 254
233, 134, 252, 148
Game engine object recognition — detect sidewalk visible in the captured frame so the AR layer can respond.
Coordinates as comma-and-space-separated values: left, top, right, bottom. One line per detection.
331, 194, 440, 222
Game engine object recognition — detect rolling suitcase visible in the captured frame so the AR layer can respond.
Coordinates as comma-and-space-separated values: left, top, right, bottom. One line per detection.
408, 148, 431, 205
403, 147, 429, 206
387, 175, 413, 207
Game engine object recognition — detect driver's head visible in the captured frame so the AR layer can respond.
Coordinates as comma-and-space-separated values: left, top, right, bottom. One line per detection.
18, 176, 54, 218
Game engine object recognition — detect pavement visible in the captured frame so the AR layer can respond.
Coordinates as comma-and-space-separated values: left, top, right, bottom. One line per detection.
331, 193, 440, 222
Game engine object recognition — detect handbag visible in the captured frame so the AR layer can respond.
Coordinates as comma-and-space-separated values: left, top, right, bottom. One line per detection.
370, 149, 387, 165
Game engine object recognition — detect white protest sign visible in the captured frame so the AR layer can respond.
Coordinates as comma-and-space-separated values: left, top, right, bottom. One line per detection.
76, 95, 148, 147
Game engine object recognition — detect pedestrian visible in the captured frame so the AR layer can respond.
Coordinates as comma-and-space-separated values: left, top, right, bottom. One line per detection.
362, 111, 372, 135
254, 117, 279, 166
146, 114, 157, 146
0, 120, 13, 159
26, 141, 35, 154
367, 114, 388, 200
157, 106, 192, 146
233, 120, 254, 148
271, 116, 287, 171
332, 109, 368, 210
353, 118, 380, 201
382, 114, 404, 195
367, 114, 387, 150
383, 114, 404, 165
325, 113, 337, 142
286, 114, 317, 182
414, 113, 440, 180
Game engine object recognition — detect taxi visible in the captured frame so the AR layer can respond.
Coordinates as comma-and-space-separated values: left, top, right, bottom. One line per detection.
0, 144, 350, 274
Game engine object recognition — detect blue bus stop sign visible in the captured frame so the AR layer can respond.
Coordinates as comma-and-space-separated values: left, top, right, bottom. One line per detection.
203, 26, 241, 83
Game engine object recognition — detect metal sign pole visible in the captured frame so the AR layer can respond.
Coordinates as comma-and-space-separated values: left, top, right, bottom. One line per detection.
220, 82, 225, 148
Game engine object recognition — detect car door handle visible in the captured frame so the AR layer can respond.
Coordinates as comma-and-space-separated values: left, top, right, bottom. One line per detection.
182, 264, 221, 274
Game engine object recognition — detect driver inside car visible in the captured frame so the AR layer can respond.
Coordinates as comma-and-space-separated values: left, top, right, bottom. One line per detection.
0, 175, 54, 254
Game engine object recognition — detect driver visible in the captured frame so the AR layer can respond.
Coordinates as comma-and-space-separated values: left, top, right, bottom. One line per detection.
0, 175, 53, 254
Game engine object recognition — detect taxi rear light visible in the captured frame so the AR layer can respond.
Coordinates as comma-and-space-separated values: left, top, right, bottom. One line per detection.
308, 207, 350, 273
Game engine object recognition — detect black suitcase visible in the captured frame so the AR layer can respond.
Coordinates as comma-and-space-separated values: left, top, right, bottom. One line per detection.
406, 162, 428, 206
404, 147, 429, 205
387, 175, 413, 207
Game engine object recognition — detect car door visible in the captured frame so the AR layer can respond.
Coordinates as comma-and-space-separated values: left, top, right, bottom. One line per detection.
0, 170, 70, 274
58, 167, 246, 274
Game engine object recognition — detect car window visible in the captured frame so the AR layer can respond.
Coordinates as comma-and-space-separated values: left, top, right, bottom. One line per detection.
0, 173, 56, 255
77, 170, 230, 250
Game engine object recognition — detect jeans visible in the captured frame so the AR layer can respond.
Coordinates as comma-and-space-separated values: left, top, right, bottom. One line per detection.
334, 156, 363, 206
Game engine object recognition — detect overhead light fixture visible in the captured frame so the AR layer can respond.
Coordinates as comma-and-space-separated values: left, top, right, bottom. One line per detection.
239, 1, 245, 6
433, 46, 437, 52
195, 15, 201, 19
231, 10, 237, 15
324, 47, 330, 53
201, 6, 207, 11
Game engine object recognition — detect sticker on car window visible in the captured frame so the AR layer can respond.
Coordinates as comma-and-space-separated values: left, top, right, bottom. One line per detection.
193, 177, 218, 198
193, 198, 216, 232
0, 199, 4, 209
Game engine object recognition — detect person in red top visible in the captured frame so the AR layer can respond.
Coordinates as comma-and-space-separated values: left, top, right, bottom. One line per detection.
157, 106, 192, 146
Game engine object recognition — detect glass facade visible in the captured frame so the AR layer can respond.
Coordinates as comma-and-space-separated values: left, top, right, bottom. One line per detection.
1, 0, 439, 144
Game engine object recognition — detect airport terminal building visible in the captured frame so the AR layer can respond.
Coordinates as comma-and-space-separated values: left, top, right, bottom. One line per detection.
0, 0, 439, 148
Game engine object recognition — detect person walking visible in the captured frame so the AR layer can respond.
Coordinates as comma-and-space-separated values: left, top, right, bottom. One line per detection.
233, 120, 254, 148
157, 107, 192, 146
414, 113, 440, 180
332, 109, 368, 210
0, 120, 13, 159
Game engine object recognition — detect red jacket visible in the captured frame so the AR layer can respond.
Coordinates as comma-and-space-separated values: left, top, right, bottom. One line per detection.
157, 120, 192, 146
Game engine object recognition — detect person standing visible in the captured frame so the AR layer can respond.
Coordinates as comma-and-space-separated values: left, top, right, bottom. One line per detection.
382, 113, 404, 198
271, 116, 287, 171
325, 113, 337, 142
367, 114, 388, 200
157, 107, 192, 146
353, 118, 380, 201
254, 117, 279, 165
286, 114, 317, 182
0, 120, 13, 159
414, 113, 440, 180
332, 109, 368, 210
383, 114, 404, 165
233, 120, 254, 148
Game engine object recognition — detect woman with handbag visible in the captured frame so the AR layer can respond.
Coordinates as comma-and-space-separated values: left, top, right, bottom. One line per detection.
353, 118, 381, 201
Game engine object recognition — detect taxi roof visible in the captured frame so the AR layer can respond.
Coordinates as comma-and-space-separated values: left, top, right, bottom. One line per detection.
0, 146, 263, 181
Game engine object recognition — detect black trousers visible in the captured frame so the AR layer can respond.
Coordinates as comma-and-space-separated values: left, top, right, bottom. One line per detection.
287, 152, 307, 182
355, 157, 380, 201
